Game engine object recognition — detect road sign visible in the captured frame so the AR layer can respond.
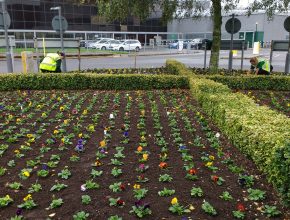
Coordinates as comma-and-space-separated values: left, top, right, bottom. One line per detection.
52, 15, 68, 32
225, 18, 241, 34
284, 16, 290, 32
0, 11, 11, 29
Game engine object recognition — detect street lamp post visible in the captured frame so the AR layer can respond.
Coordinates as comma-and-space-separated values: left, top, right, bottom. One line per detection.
50, 6, 67, 72
1, 0, 13, 72
255, 22, 258, 41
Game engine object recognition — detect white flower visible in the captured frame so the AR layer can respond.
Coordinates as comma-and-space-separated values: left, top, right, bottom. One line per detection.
215, 132, 220, 138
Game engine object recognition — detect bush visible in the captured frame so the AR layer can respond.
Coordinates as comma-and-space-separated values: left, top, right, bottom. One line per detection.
0, 73, 189, 91
166, 60, 290, 206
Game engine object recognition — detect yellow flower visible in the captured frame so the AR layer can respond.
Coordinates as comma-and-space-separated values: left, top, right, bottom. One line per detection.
288, 103, 290, 107
133, 184, 140, 189
205, 162, 213, 167
8, 114, 13, 120
16, 118, 21, 123
59, 106, 64, 112
41, 112, 47, 117
82, 109, 88, 115
14, 149, 20, 154
23, 171, 30, 177
23, 194, 32, 201
78, 133, 83, 138
53, 130, 59, 134
63, 119, 69, 124
142, 154, 148, 161
209, 155, 215, 161
171, 197, 178, 205
28, 101, 32, 107
61, 138, 65, 143
100, 140, 106, 147
5, 195, 11, 200
57, 97, 61, 101
37, 104, 42, 109
26, 134, 33, 138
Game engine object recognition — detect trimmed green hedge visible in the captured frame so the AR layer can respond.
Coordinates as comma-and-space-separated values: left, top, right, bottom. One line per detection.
205, 75, 290, 91
166, 60, 290, 206
0, 73, 189, 91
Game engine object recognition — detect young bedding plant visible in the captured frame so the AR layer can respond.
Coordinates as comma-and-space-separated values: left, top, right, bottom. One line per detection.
0, 89, 286, 219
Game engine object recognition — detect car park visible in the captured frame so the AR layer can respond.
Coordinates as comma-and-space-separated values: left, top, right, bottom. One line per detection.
190, 38, 212, 50
112, 40, 142, 51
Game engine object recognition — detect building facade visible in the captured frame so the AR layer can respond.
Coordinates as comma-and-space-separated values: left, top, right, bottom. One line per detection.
6, 0, 166, 32
168, 13, 289, 47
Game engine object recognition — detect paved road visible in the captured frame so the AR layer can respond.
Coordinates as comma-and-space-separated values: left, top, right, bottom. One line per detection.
0, 48, 288, 73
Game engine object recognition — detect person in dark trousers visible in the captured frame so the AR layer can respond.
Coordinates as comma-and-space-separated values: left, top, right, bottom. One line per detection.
39, 51, 64, 73
249, 56, 272, 75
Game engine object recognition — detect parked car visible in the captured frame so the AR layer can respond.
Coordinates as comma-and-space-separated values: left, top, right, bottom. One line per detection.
168, 40, 183, 49
112, 40, 142, 51
95, 39, 120, 50
90, 38, 114, 49
191, 38, 212, 50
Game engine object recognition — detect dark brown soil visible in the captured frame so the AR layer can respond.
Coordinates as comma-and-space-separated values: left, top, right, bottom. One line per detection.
0, 90, 288, 220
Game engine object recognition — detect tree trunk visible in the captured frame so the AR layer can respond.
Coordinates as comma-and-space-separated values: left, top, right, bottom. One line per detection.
209, 0, 222, 73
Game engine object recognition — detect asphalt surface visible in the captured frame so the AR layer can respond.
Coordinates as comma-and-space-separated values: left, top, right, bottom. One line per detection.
0, 48, 288, 73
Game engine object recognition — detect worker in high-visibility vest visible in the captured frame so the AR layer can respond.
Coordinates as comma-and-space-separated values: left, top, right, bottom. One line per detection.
39, 51, 64, 73
249, 56, 272, 75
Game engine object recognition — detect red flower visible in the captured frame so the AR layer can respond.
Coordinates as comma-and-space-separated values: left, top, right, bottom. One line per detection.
212, 175, 219, 183
159, 162, 168, 169
119, 184, 125, 191
237, 203, 245, 212
117, 199, 125, 206
188, 168, 197, 175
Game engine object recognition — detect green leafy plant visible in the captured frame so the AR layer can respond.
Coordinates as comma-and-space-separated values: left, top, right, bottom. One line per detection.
0, 195, 13, 207
262, 205, 281, 217
232, 210, 245, 219
111, 167, 122, 177
48, 198, 63, 209
81, 195, 91, 205
37, 169, 49, 178
168, 201, 190, 215
130, 202, 152, 218
70, 154, 80, 162
158, 174, 173, 182
158, 187, 175, 197
50, 183, 68, 192
247, 188, 266, 201
109, 197, 125, 207
201, 200, 217, 216
109, 182, 125, 193
110, 159, 124, 166
73, 211, 89, 220
0, 166, 7, 176
90, 169, 103, 178
85, 180, 100, 190
28, 183, 42, 193
58, 166, 71, 179
18, 195, 37, 210
190, 187, 203, 197
220, 191, 233, 201
107, 215, 122, 220
133, 188, 148, 200
8, 182, 22, 190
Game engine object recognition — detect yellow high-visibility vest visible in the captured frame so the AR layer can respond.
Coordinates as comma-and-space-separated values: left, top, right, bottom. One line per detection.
39, 53, 61, 71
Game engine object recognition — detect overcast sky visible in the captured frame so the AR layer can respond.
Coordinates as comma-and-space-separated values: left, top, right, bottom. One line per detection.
238, 0, 254, 7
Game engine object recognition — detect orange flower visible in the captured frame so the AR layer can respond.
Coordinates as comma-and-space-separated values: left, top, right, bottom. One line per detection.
159, 162, 168, 169
137, 146, 143, 152
95, 160, 102, 166
188, 168, 197, 175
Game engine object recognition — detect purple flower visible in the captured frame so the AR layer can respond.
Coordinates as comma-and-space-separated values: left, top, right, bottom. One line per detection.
134, 200, 142, 207
123, 131, 129, 137
16, 208, 22, 216
99, 148, 105, 154
0, 105, 4, 110
179, 145, 187, 150
42, 164, 48, 170
78, 139, 83, 144
181, 217, 188, 220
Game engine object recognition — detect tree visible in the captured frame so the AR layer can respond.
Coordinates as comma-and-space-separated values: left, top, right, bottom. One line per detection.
78, 0, 289, 71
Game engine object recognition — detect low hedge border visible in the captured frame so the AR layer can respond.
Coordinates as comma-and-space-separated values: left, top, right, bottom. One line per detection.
204, 75, 290, 91
0, 73, 189, 91
166, 59, 290, 206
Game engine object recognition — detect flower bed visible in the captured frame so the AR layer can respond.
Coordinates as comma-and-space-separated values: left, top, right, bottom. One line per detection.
234, 90, 290, 117
0, 90, 287, 219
